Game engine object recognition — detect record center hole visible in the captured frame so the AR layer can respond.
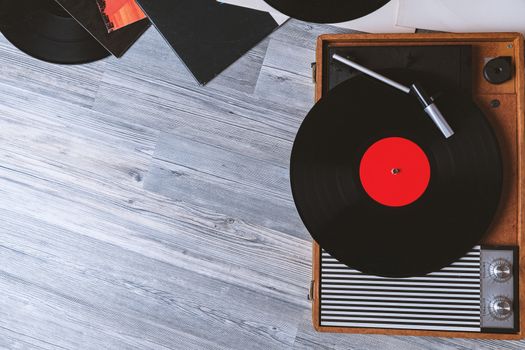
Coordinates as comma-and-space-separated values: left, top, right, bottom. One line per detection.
391, 168, 401, 175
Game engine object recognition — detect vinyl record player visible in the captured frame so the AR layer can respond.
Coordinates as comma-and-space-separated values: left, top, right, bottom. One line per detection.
304, 32, 525, 339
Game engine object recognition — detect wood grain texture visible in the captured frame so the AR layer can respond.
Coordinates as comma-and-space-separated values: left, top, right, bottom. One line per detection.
0, 20, 524, 350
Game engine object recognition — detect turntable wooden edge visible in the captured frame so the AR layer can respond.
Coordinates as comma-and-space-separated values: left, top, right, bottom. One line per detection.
311, 32, 525, 339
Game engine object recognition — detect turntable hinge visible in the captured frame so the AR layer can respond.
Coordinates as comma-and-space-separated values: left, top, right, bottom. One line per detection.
308, 280, 315, 301
311, 62, 317, 84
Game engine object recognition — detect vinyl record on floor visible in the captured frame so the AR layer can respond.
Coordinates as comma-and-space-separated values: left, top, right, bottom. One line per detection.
290, 69, 503, 277
0, 0, 109, 64
263, 0, 390, 23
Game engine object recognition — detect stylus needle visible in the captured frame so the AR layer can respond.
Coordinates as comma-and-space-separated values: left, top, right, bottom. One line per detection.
332, 54, 454, 138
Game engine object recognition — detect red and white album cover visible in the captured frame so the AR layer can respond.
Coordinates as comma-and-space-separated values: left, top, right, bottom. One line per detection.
96, 0, 147, 33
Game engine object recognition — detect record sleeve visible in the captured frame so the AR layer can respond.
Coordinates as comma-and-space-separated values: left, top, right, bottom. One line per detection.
96, 0, 147, 33
55, 0, 150, 57
136, 0, 278, 84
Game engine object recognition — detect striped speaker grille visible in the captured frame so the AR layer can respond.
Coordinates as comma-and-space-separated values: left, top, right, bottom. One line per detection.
320, 246, 482, 332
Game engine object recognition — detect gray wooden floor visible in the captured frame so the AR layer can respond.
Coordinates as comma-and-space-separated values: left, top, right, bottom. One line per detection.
0, 20, 524, 350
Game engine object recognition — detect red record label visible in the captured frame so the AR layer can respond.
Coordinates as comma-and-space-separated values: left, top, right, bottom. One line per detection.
359, 137, 431, 207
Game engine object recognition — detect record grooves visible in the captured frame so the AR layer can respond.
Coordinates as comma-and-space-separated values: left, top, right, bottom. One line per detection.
290, 69, 503, 278
0, 0, 110, 64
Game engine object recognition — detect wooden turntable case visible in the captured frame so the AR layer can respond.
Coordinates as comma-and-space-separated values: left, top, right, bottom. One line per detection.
311, 32, 525, 339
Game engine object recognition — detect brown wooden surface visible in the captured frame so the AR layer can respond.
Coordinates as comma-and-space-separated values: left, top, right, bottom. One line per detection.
311, 32, 525, 340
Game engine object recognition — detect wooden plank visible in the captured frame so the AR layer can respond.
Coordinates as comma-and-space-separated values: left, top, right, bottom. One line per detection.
254, 39, 316, 113
0, 212, 303, 350
0, 35, 107, 109
0, 58, 310, 349
92, 54, 300, 143
144, 131, 307, 238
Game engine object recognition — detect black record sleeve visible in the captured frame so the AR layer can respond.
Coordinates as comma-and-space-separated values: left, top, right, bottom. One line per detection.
135, 0, 278, 85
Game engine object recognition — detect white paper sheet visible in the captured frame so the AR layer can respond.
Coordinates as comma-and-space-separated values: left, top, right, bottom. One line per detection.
218, 0, 415, 33
397, 0, 525, 35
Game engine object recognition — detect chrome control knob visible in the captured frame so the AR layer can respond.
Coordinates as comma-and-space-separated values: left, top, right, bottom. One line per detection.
489, 259, 512, 282
489, 297, 513, 320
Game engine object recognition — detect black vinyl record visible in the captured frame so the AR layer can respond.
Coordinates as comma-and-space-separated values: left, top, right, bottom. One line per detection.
290, 69, 503, 277
263, 0, 390, 23
0, 0, 109, 64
